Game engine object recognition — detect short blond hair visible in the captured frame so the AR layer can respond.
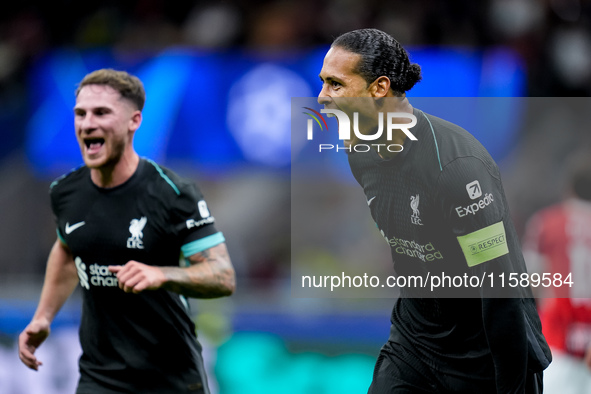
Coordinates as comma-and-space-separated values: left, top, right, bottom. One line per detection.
76, 69, 146, 111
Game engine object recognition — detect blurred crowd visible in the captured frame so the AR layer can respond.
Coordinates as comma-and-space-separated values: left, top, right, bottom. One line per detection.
1, 0, 591, 283
1, 0, 591, 157
2, 0, 591, 94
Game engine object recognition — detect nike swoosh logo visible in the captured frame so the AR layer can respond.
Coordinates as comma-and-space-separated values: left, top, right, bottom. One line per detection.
65, 221, 86, 235
367, 196, 377, 206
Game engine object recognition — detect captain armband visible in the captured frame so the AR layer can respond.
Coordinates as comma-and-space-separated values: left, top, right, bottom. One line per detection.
456, 221, 509, 267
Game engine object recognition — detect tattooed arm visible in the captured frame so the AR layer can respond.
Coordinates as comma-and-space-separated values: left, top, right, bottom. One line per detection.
109, 243, 236, 298
162, 243, 235, 298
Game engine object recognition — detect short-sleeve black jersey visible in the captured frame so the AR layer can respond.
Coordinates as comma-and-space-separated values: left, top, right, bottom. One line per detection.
50, 158, 224, 394
348, 108, 551, 390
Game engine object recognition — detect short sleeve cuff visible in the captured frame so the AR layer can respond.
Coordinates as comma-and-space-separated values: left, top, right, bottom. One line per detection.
181, 232, 225, 257
56, 228, 67, 246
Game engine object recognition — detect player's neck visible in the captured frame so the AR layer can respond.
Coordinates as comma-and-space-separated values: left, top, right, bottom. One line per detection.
90, 151, 140, 189
373, 97, 414, 160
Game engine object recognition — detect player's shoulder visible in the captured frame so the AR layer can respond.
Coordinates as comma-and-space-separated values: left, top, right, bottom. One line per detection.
425, 111, 494, 166
49, 165, 88, 196
420, 110, 499, 179
142, 158, 201, 200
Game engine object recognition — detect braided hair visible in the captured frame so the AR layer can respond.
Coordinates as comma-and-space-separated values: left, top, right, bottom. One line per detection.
332, 28, 422, 95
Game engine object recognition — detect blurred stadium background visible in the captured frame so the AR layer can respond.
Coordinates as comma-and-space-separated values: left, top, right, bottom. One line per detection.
1, 1, 591, 393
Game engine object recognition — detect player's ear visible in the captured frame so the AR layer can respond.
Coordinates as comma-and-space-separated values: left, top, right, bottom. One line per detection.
370, 76, 391, 98
129, 110, 142, 132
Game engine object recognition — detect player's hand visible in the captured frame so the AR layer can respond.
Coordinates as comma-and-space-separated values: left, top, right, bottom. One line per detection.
18, 318, 50, 371
108, 261, 166, 294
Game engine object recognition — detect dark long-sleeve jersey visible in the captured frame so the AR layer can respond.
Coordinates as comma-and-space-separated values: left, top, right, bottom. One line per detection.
348, 108, 551, 393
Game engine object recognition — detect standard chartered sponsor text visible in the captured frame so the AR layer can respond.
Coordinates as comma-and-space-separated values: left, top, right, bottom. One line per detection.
89, 263, 119, 287
379, 231, 444, 262
75, 257, 119, 288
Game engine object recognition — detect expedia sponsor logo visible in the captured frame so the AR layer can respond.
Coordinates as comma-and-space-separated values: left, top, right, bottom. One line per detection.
466, 180, 482, 200
75, 257, 119, 288
380, 230, 443, 262
456, 193, 494, 217
186, 216, 214, 229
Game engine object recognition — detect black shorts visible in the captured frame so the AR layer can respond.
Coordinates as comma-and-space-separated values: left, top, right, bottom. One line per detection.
76, 362, 209, 394
367, 341, 543, 394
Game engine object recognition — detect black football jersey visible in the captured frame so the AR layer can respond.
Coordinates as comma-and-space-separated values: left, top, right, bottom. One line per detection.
50, 158, 223, 393
348, 108, 551, 390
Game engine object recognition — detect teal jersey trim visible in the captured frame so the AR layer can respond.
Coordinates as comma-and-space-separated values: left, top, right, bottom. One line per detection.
146, 158, 181, 196
181, 232, 225, 257
50, 165, 83, 189
421, 111, 443, 172
179, 294, 190, 312
56, 228, 67, 246
50, 175, 66, 189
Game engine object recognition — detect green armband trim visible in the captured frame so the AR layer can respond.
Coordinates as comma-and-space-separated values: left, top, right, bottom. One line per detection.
181, 232, 225, 257
457, 221, 509, 267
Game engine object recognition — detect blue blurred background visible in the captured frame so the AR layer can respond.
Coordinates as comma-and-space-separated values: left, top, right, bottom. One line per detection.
1, 1, 591, 393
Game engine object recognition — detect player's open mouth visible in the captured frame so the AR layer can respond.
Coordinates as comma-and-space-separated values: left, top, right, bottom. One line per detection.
84, 137, 105, 155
